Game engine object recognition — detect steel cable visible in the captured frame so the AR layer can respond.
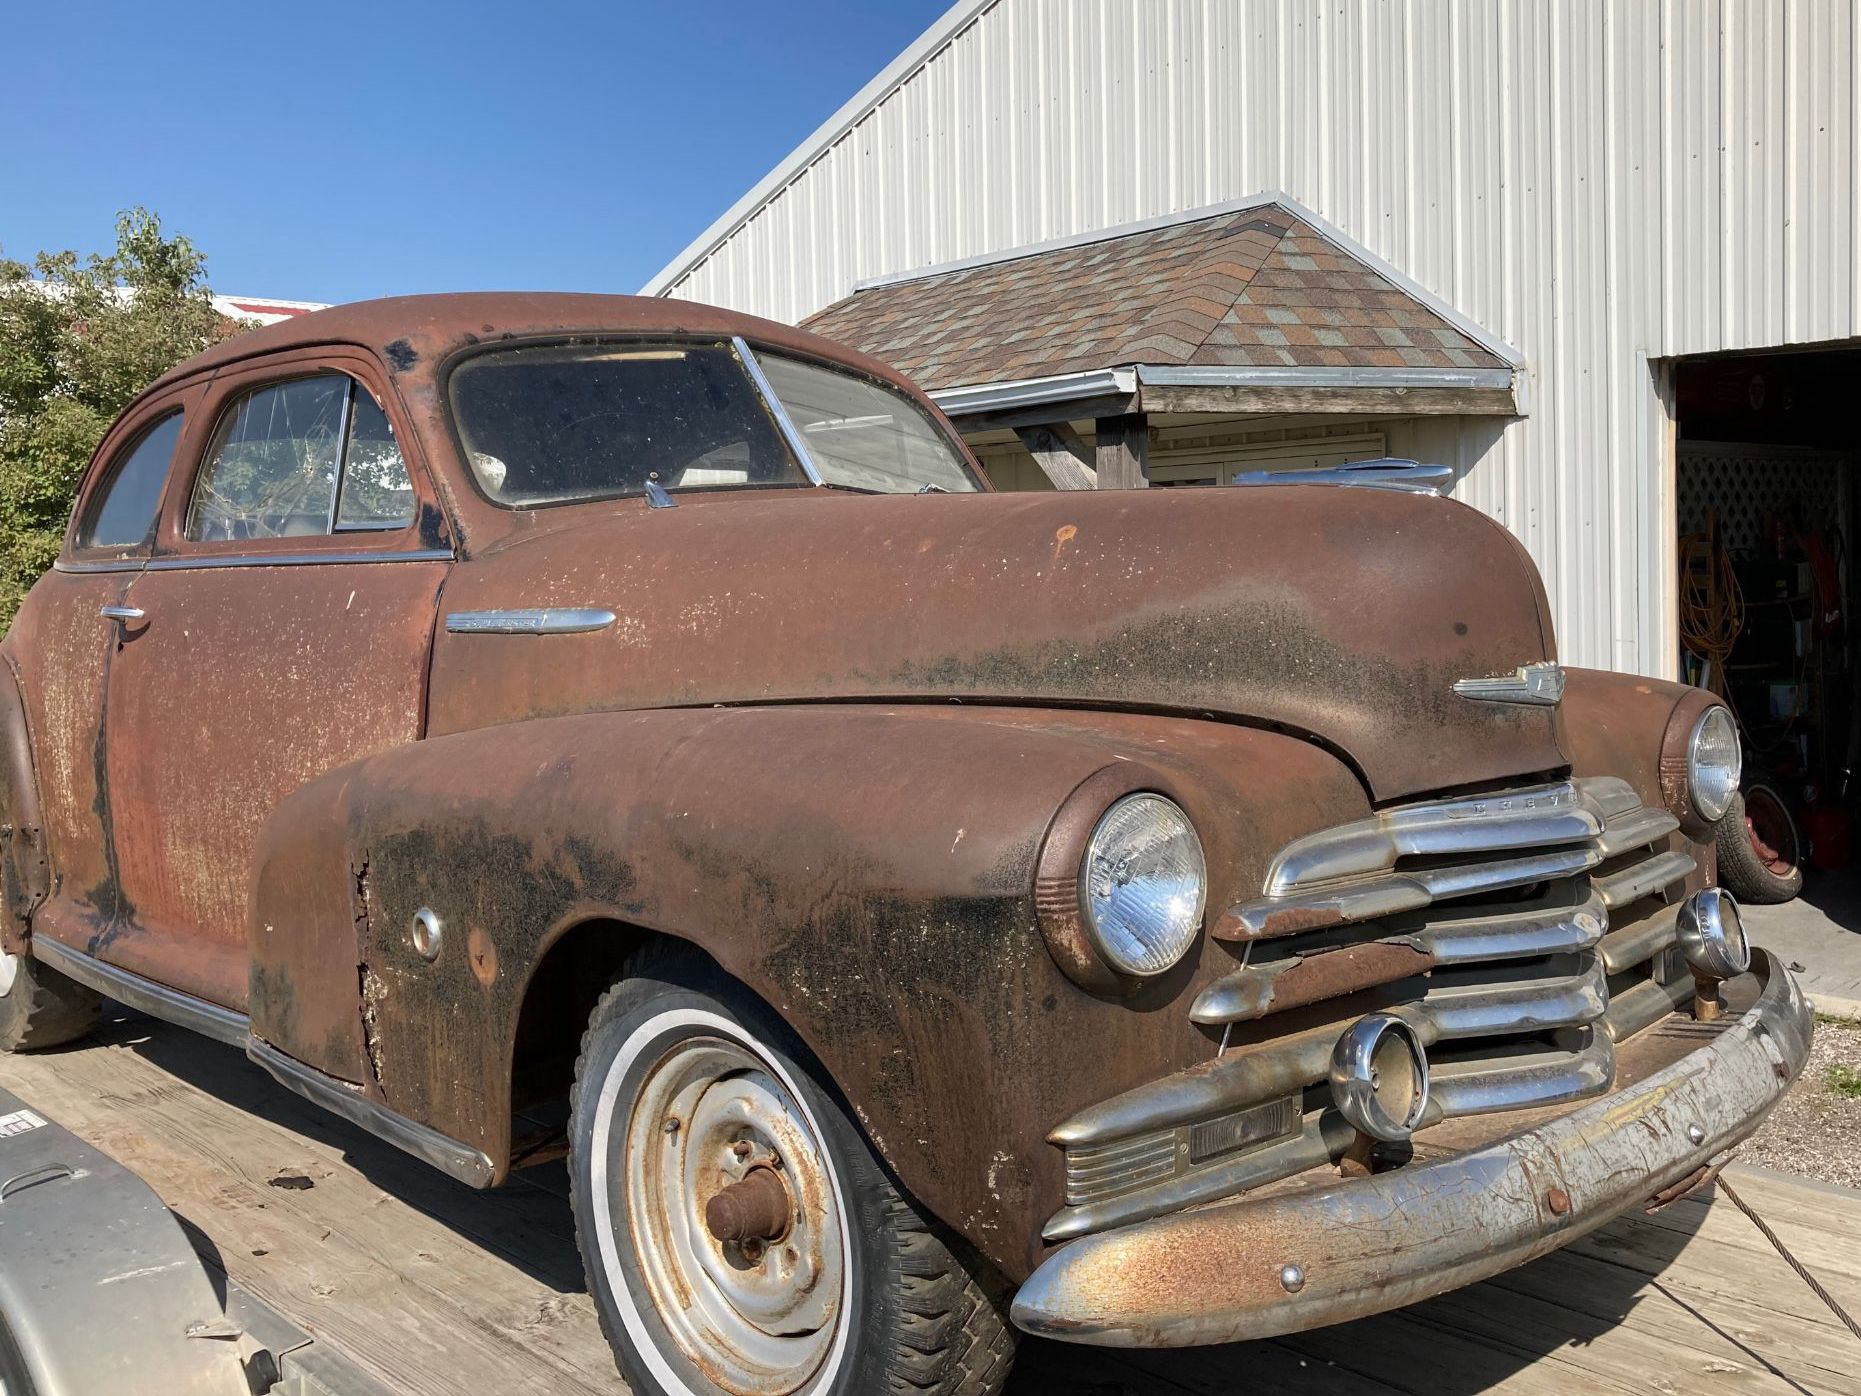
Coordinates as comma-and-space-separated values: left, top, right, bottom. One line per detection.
1717, 1175, 1861, 1344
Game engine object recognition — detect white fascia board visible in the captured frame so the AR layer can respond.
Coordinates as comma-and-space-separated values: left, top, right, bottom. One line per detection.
640, 0, 998, 297
1136, 364, 1515, 390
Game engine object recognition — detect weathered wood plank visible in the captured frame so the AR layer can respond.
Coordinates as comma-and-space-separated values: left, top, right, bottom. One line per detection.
0, 1015, 623, 1395
1013, 421, 1097, 489
1095, 412, 1150, 489
2, 1014, 1857, 1396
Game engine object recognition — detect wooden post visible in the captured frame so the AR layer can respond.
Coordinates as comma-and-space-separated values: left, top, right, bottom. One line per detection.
1094, 413, 1149, 489
1013, 423, 1097, 490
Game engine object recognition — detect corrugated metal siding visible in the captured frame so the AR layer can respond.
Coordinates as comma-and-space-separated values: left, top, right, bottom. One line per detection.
657, 0, 1861, 679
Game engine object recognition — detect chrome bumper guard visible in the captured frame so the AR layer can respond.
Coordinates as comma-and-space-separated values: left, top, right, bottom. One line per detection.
1011, 949, 1812, 1347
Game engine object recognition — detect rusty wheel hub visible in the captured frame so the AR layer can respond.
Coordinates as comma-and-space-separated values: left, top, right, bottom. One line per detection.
621, 1033, 844, 1394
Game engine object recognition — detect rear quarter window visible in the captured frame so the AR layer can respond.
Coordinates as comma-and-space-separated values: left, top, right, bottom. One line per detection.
79, 411, 185, 550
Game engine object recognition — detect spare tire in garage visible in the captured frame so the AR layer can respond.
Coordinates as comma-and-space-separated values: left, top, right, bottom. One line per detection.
1716, 785, 1805, 905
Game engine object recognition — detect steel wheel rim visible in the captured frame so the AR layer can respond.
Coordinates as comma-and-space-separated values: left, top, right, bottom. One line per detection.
619, 1033, 844, 1395
0, 951, 16, 999
1745, 789, 1799, 876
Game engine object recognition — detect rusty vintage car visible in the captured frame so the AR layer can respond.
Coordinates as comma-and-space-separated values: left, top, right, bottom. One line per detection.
0, 293, 1811, 1395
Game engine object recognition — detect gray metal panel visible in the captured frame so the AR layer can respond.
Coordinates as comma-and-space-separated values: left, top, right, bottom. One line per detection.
0, 1086, 251, 1395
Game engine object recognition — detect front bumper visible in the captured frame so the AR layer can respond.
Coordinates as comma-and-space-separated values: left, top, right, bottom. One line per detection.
1011, 948, 1813, 1346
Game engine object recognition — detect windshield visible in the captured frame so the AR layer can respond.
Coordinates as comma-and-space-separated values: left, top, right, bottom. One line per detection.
451, 342, 808, 505
449, 339, 980, 506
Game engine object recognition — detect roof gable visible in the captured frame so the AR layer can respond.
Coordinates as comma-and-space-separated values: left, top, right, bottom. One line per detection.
803, 198, 1510, 392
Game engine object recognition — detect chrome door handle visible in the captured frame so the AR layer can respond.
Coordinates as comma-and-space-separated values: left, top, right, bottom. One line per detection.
99, 605, 145, 623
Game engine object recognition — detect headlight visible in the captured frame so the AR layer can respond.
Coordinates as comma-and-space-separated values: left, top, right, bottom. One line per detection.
1687, 706, 1742, 823
1079, 793, 1207, 977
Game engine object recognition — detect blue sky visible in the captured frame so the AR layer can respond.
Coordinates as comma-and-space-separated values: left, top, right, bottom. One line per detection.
1, 1, 947, 304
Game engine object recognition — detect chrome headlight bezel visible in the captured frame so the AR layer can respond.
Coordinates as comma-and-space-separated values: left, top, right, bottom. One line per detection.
1077, 792, 1209, 980
1686, 705, 1742, 824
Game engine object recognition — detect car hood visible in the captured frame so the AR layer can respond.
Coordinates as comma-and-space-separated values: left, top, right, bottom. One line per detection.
429, 485, 1566, 803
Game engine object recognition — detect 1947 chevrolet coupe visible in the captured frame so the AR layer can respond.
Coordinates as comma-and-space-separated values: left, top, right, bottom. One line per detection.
0, 293, 1812, 1395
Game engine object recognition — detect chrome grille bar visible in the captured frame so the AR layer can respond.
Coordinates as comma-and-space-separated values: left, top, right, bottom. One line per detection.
1594, 850, 1697, 909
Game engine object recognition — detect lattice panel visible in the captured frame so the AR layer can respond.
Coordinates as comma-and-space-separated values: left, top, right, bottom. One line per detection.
1677, 445, 1854, 554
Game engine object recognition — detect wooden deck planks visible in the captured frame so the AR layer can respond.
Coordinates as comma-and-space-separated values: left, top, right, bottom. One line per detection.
0, 1011, 1856, 1396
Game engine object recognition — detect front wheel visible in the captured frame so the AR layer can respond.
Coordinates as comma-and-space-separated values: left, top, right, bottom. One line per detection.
568, 951, 1014, 1396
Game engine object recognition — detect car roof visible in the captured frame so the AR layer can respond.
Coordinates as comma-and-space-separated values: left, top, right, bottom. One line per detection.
143, 291, 922, 399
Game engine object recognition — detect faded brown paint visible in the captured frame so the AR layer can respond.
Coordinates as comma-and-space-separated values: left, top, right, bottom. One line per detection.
250, 704, 1367, 1276
0, 293, 1736, 1307
425, 483, 1564, 803
101, 560, 443, 1008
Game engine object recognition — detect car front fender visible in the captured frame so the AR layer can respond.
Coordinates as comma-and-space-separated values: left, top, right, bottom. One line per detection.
248, 703, 1365, 1276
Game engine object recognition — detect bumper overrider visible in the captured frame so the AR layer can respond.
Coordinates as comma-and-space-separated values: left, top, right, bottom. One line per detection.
1011, 949, 1812, 1346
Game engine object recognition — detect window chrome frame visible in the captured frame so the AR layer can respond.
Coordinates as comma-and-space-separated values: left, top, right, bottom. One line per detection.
730, 336, 825, 486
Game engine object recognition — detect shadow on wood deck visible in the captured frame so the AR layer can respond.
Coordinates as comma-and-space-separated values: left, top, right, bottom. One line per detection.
0, 1008, 1855, 1395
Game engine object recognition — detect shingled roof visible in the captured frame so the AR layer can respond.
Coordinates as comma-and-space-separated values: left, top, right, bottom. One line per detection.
803, 197, 1513, 399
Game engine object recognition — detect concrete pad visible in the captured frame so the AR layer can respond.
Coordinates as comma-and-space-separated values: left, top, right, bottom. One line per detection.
1745, 868, 1861, 1015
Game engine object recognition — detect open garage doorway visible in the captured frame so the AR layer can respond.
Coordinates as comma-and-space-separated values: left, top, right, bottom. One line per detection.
1672, 344, 1861, 926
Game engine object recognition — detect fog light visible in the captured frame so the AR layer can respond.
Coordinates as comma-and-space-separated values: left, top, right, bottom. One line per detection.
1330, 1013, 1430, 1144
1677, 887, 1750, 981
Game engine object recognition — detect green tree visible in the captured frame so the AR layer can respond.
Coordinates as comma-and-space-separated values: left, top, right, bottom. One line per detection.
0, 210, 244, 623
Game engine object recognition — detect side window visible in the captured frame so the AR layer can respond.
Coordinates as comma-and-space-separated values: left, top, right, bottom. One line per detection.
334, 387, 415, 530
79, 412, 184, 550
186, 375, 414, 542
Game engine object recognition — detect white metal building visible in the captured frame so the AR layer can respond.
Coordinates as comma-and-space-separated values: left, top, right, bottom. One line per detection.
646, 0, 1861, 687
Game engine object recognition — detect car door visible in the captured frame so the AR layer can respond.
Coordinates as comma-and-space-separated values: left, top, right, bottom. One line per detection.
99, 348, 451, 1010
6, 380, 208, 956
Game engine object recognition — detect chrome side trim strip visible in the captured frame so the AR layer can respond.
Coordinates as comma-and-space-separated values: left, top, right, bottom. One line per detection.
1593, 850, 1697, 909
445, 608, 617, 635
31, 938, 248, 1048
57, 548, 452, 574
247, 1037, 496, 1188
733, 336, 825, 485
1451, 661, 1567, 706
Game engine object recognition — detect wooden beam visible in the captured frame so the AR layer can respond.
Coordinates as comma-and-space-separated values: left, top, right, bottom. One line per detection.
1094, 413, 1149, 489
1137, 385, 1520, 417
1014, 423, 1097, 490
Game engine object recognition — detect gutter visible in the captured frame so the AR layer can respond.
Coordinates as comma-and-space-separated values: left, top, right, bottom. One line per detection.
929, 363, 1521, 421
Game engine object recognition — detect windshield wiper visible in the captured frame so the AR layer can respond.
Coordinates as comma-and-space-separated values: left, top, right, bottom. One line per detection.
917, 483, 948, 494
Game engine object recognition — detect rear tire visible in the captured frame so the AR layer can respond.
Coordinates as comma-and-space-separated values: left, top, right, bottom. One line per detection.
568, 948, 1014, 1396
1716, 786, 1805, 905
0, 950, 100, 1051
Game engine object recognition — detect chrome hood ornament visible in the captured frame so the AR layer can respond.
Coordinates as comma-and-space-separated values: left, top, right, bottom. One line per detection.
1452, 661, 1565, 706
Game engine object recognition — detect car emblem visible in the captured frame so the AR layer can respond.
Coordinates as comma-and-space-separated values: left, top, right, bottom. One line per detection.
1452, 661, 1566, 706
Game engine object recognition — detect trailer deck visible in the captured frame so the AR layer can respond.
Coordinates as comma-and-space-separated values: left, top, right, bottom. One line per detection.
1, 1008, 1856, 1395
